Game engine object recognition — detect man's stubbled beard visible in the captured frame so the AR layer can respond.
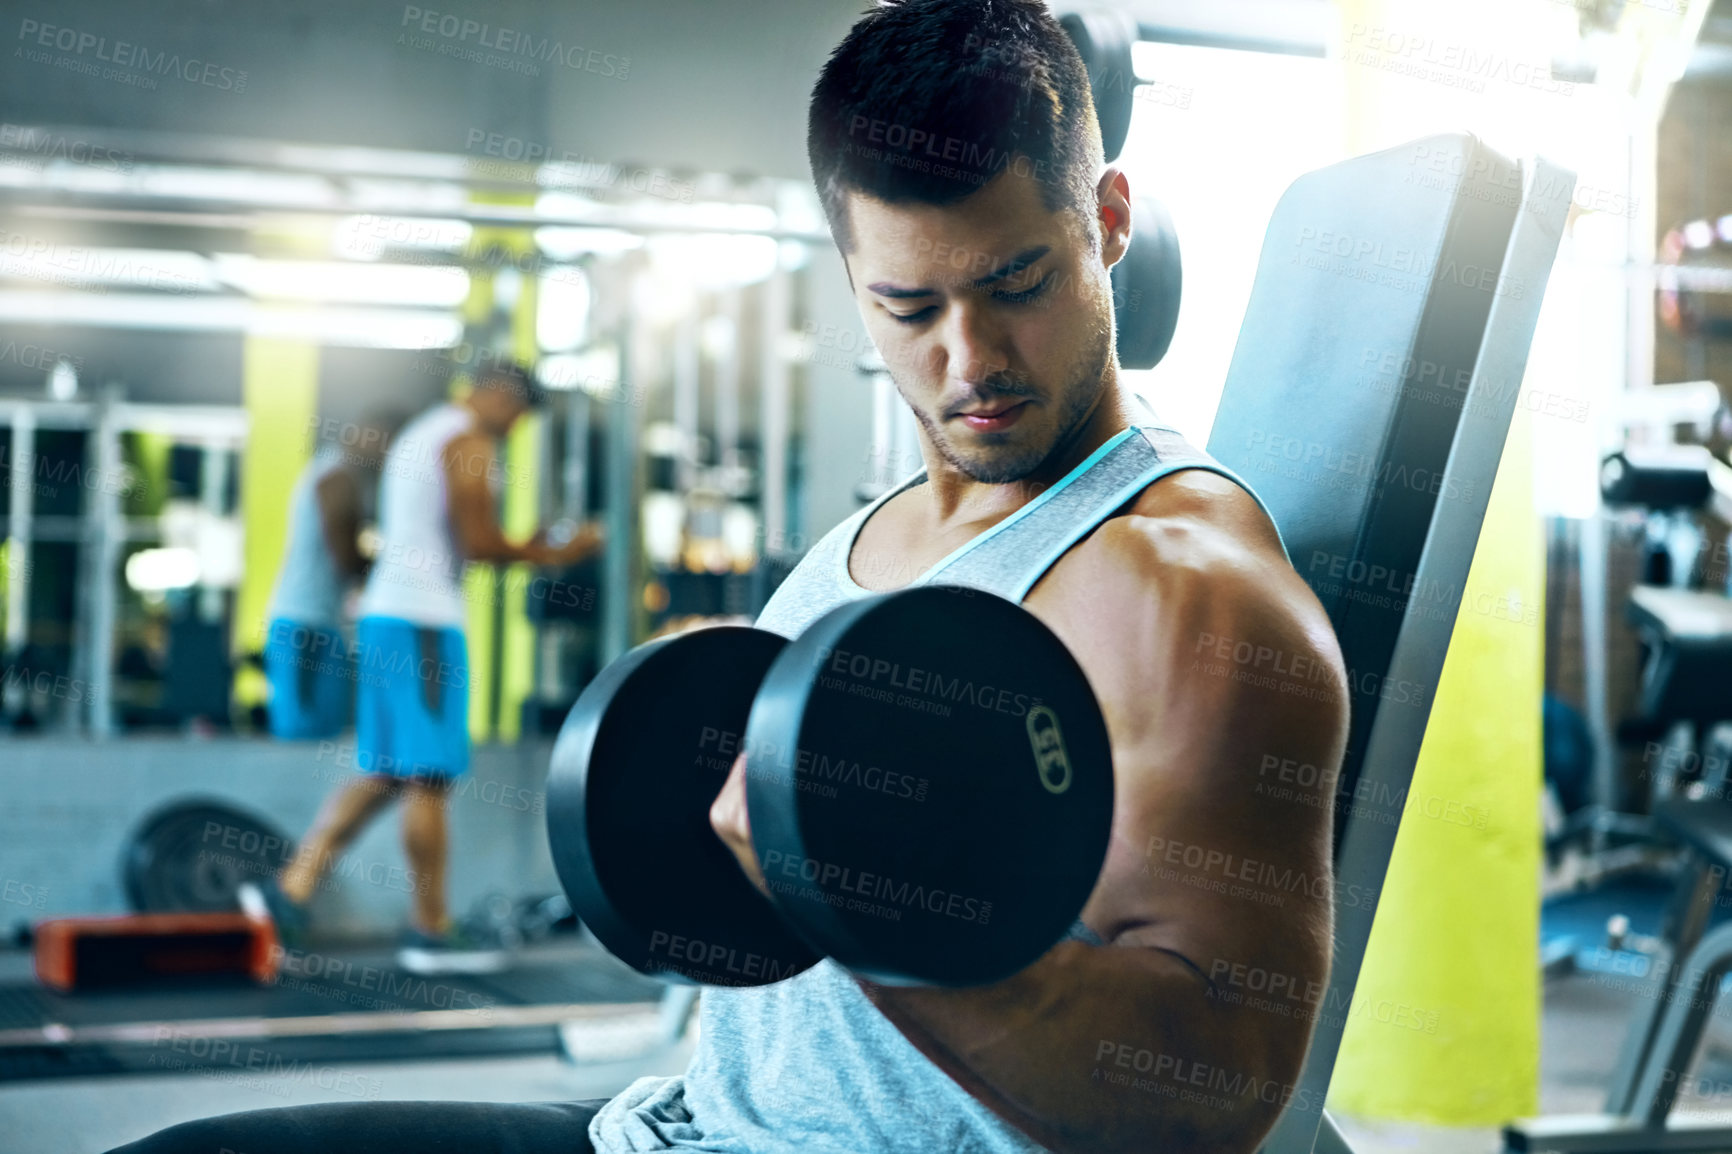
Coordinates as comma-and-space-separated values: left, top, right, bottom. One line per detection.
898, 316, 1113, 486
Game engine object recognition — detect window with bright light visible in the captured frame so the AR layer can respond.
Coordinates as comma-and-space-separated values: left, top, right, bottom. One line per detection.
1117, 42, 1346, 446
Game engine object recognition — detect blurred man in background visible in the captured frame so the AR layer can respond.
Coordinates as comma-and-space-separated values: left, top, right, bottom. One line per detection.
248, 361, 602, 971
259, 414, 394, 741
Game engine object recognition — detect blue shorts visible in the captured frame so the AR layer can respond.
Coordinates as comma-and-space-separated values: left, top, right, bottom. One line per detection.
355, 616, 470, 779
263, 618, 353, 740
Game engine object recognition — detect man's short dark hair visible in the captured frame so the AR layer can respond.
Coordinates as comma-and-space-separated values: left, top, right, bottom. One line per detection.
474, 358, 545, 409
807, 0, 1104, 253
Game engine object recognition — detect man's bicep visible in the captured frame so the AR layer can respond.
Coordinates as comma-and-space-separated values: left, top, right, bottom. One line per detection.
1076, 570, 1344, 985
1121, 740, 1334, 921
442, 436, 499, 557
315, 472, 363, 570
1090, 682, 1338, 963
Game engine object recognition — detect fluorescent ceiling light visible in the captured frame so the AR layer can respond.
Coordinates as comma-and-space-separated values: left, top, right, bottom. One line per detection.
534, 226, 643, 258
129, 166, 339, 207
647, 233, 779, 290
0, 247, 218, 293
669, 202, 779, 232
0, 290, 463, 348
537, 159, 622, 190
536, 191, 780, 236
534, 191, 605, 218
343, 177, 473, 214
333, 214, 473, 260
211, 253, 469, 306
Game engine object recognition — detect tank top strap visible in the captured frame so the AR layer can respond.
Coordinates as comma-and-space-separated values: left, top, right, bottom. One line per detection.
920, 424, 1287, 602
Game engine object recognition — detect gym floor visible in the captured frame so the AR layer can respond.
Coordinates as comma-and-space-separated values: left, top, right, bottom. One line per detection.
2, 939, 1725, 1154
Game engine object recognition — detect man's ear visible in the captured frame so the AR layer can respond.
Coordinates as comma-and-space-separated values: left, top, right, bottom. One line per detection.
1096, 167, 1132, 268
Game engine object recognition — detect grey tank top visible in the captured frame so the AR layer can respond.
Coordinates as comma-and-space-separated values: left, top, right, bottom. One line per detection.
266, 447, 348, 627
589, 424, 1277, 1154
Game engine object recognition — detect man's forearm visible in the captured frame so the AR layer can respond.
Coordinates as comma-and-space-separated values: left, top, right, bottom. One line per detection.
459, 534, 558, 566
466, 541, 540, 565
860, 942, 1290, 1154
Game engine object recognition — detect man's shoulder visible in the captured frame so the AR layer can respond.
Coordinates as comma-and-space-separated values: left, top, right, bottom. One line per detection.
1082, 467, 1287, 598
440, 425, 495, 469
1124, 465, 1278, 549
1037, 466, 1339, 693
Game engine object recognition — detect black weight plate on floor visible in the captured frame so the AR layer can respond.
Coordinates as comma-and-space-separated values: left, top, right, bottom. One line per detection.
546, 626, 822, 986
122, 799, 293, 913
744, 586, 1113, 987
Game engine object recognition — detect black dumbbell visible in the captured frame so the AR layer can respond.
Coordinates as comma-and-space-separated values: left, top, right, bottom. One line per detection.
546, 585, 1114, 988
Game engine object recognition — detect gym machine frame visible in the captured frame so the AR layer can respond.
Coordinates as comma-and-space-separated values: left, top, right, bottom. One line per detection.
1197, 138, 1574, 1152
0, 394, 248, 737
1505, 474, 1732, 1148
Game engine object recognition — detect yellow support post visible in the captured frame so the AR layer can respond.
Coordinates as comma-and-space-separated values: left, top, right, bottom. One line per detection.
234, 338, 319, 700
1329, 403, 1544, 1123
458, 207, 540, 744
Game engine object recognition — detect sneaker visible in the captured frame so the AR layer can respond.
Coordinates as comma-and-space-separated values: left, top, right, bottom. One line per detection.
395, 923, 511, 976
237, 879, 310, 950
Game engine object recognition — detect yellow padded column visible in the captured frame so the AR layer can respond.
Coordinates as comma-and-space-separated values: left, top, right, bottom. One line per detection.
1328, 406, 1544, 1123
458, 210, 540, 744
235, 337, 319, 668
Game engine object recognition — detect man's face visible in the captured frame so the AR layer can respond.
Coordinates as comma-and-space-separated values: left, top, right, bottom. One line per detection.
471, 385, 528, 437
844, 165, 1116, 484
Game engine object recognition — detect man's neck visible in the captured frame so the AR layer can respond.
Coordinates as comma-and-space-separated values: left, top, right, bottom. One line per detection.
916, 385, 1138, 527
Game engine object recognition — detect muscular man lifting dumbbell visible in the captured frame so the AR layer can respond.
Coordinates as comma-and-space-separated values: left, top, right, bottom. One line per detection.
569, 0, 1347, 1145
592, 4, 1348, 1146
111, 3, 1347, 1152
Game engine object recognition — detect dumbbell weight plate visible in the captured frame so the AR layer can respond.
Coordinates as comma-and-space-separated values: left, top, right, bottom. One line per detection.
743, 586, 1114, 987
547, 626, 822, 986
1059, 10, 1139, 165
1113, 197, 1183, 371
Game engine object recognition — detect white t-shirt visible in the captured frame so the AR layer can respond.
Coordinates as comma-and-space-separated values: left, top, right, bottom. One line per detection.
357, 403, 476, 628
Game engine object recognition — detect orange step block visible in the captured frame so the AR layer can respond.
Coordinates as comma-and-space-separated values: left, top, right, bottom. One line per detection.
35, 912, 281, 992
